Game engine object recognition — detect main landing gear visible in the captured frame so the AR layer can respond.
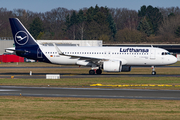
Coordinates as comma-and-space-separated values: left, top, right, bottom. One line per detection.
151, 66, 156, 75
96, 69, 102, 75
89, 70, 95, 75
89, 69, 102, 75
89, 66, 157, 75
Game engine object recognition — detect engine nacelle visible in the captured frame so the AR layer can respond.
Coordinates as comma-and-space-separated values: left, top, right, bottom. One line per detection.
103, 61, 122, 72
103, 61, 131, 72
121, 66, 131, 72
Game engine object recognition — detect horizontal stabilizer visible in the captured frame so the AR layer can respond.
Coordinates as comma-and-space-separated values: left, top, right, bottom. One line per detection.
5, 47, 26, 54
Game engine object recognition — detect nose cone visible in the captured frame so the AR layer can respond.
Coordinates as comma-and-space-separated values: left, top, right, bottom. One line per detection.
170, 56, 177, 64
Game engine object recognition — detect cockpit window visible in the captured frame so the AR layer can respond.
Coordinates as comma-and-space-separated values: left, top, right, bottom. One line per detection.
161, 52, 170, 55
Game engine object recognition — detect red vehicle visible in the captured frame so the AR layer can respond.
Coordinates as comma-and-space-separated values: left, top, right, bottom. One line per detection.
0, 54, 24, 63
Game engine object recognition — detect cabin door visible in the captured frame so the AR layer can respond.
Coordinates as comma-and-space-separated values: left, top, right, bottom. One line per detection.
37, 48, 42, 58
150, 49, 156, 59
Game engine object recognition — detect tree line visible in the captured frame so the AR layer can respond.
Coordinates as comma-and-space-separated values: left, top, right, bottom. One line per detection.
0, 5, 180, 43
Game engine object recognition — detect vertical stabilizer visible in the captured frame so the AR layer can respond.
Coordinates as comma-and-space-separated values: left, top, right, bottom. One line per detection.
9, 18, 39, 48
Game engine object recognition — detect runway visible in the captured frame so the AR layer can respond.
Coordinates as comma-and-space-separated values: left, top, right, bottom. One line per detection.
0, 66, 180, 100
1, 74, 180, 79
0, 86, 180, 100
0, 66, 180, 79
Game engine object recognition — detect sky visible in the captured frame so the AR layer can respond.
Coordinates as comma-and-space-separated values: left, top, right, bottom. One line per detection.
1, 0, 180, 12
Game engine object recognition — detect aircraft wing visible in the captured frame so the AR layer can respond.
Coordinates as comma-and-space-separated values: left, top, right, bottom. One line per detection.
53, 43, 108, 65
67, 53, 108, 65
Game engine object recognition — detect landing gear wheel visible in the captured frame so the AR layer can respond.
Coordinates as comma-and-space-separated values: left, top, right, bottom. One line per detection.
152, 71, 156, 75
151, 66, 156, 75
96, 69, 102, 75
89, 70, 95, 75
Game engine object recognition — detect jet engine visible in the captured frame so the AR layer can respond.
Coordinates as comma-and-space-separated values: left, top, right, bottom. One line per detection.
103, 61, 122, 72
103, 61, 131, 72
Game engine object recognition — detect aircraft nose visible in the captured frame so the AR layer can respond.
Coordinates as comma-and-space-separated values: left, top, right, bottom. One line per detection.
171, 56, 177, 64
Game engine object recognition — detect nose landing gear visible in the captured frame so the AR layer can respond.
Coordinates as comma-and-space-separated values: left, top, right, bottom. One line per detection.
151, 66, 156, 75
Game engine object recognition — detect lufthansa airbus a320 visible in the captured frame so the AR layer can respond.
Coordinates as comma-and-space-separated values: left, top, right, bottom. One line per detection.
7, 18, 177, 75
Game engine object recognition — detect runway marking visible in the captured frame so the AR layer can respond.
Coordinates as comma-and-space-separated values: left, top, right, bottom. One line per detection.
0, 89, 20, 91
90, 84, 180, 87
1, 86, 180, 100
0, 93, 179, 100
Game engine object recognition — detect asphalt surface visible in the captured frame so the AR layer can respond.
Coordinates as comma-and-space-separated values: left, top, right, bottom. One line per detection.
0, 66, 180, 79
1, 74, 180, 79
0, 66, 180, 100
0, 86, 180, 100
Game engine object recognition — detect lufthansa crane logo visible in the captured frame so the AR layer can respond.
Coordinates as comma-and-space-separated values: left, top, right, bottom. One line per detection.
15, 31, 29, 45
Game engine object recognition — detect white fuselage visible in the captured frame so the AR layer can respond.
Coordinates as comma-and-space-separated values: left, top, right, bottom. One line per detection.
40, 46, 177, 66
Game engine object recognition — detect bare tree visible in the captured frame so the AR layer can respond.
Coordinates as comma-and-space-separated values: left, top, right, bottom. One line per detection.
0, 8, 14, 37
159, 7, 180, 18
109, 8, 138, 31
158, 15, 180, 41
41, 7, 70, 39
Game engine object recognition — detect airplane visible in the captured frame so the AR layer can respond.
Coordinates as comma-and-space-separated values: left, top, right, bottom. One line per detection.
7, 18, 177, 75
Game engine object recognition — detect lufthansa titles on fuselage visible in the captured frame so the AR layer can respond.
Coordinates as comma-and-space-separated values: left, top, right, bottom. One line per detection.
120, 48, 149, 53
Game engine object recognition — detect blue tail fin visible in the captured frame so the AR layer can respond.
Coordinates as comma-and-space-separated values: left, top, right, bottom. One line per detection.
9, 18, 39, 48
9, 18, 50, 63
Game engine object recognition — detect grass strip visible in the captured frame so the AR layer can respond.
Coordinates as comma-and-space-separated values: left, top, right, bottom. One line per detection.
0, 96, 180, 120
1, 77, 180, 90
